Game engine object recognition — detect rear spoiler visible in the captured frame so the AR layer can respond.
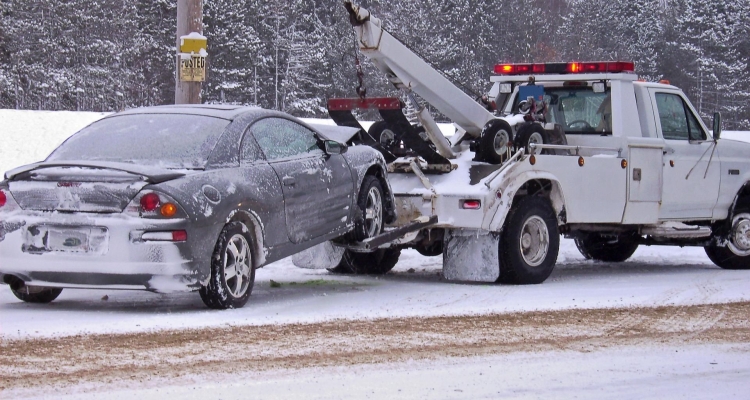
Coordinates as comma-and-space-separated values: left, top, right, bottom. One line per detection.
5, 161, 186, 184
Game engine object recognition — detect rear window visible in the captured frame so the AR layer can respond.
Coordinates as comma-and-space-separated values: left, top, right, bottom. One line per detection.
513, 86, 612, 135
47, 114, 230, 169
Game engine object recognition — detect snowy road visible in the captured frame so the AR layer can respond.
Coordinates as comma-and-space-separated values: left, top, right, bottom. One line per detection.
2, 110, 750, 398
1, 239, 749, 340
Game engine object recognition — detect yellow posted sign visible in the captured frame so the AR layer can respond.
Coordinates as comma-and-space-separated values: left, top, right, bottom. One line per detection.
180, 55, 206, 82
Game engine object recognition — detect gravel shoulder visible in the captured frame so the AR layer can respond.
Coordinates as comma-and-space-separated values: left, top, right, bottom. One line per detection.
2, 301, 749, 395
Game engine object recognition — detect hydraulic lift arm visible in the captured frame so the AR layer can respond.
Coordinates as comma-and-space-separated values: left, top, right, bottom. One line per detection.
344, 1, 496, 138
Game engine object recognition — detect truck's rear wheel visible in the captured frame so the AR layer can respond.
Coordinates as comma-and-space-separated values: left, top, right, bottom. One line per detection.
705, 212, 750, 270
329, 248, 401, 275
574, 233, 639, 262
499, 197, 559, 284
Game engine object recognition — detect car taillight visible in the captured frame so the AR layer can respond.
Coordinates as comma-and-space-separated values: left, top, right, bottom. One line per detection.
0, 190, 6, 208
127, 191, 184, 218
160, 203, 178, 218
140, 193, 160, 212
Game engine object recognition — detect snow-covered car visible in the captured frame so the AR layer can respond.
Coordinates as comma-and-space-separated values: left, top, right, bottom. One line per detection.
0, 105, 395, 309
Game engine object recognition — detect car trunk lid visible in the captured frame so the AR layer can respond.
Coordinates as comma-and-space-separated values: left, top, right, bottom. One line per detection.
6, 162, 186, 213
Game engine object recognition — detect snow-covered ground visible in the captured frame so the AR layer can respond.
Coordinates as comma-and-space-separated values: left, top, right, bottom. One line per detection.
1, 109, 750, 399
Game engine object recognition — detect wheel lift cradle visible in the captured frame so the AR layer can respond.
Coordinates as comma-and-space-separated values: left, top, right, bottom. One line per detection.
320, 96, 507, 283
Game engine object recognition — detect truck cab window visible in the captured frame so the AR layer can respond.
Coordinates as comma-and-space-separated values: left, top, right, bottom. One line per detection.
655, 93, 707, 141
513, 87, 612, 135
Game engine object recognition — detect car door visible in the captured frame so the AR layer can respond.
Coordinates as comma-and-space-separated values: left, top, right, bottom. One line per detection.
650, 90, 720, 219
249, 117, 353, 244
237, 126, 289, 248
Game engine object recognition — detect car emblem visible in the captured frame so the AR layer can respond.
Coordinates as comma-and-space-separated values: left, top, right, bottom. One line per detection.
63, 237, 82, 247
57, 182, 82, 188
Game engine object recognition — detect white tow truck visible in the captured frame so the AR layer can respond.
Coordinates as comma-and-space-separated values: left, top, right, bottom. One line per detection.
294, 2, 750, 282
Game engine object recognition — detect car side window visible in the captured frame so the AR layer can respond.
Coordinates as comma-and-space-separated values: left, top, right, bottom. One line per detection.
655, 93, 706, 141
251, 118, 322, 160
240, 128, 262, 163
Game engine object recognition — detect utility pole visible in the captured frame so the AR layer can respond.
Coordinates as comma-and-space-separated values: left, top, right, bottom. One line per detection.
175, 0, 203, 104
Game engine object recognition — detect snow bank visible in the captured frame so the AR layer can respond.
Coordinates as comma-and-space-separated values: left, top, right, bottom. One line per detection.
0, 109, 109, 176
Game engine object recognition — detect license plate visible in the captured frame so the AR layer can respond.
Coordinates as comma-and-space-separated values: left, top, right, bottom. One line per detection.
24, 226, 109, 255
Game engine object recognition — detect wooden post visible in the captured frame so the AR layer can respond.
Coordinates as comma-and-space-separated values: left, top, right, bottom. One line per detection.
175, 0, 203, 104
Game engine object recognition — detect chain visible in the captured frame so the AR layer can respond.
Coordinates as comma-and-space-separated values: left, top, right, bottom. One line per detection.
354, 38, 367, 100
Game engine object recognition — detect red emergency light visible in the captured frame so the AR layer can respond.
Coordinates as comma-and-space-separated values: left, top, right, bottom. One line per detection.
494, 61, 635, 75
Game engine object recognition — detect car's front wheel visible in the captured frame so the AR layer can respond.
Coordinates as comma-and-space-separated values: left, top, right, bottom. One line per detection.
10, 284, 63, 304
200, 222, 256, 309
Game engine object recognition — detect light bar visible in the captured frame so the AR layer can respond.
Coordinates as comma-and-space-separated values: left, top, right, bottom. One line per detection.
494, 61, 635, 76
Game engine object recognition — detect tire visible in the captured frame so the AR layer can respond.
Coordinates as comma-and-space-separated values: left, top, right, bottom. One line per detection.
480, 119, 514, 164
704, 245, 750, 270
574, 233, 639, 262
514, 123, 550, 154
498, 197, 559, 284
369, 121, 397, 151
329, 248, 401, 275
704, 212, 750, 270
415, 241, 443, 257
199, 222, 256, 309
352, 176, 385, 242
10, 284, 63, 304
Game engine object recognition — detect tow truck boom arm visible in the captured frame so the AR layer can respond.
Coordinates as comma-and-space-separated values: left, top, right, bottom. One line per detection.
345, 1, 495, 136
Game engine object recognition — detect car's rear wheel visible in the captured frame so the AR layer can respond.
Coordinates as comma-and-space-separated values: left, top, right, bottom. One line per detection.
10, 284, 63, 304
199, 222, 256, 309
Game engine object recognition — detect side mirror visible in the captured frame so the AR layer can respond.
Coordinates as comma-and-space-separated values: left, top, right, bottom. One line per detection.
324, 140, 347, 155
713, 112, 722, 140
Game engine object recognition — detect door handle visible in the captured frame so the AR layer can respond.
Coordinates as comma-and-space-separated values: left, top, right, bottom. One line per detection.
282, 176, 296, 187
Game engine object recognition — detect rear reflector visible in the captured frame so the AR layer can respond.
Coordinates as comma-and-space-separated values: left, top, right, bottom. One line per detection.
461, 200, 482, 210
141, 230, 188, 242
327, 97, 403, 111
0, 190, 6, 207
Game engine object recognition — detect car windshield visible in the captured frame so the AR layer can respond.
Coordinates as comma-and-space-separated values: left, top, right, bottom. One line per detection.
47, 114, 230, 169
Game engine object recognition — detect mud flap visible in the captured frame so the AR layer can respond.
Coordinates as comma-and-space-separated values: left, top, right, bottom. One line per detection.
443, 229, 500, 282
292, 241, 345, 269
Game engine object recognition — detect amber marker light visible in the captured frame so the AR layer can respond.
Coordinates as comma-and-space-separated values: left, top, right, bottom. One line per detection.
160, 203, 178, 217
670, 160, 675, 167
529, 155, 536, 165
578, 157, 585, 167
621, 159, 628, 169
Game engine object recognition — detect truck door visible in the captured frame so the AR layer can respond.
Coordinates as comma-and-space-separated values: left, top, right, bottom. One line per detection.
649, 90, 720, 219
250, 117, 353, 244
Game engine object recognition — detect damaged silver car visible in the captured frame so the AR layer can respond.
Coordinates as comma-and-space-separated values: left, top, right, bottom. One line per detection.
0, 105, 395, 309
